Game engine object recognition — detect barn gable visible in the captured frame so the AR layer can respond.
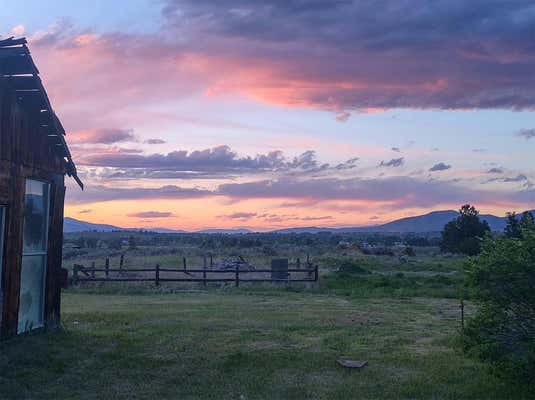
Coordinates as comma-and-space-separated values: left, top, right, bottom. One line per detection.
0, 37, 82, 188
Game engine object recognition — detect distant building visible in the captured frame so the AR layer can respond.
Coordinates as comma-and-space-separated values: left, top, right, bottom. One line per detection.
0, 37, 82, 338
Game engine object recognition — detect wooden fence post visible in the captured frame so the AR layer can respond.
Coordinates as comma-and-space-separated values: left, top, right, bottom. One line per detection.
203, 255, 207, 270
105, 257, 110, 280
155, 264, 160, 286
314, 265, 319, 282
235, 265, 240, 287
271, 259, 288, 283
203, 264, 207, 287
91, 261, 96, 279
120, 254, 124, 269
210, 254, 213, 268
73, 264, 79, 285
183, 256, 187, 272
460, 298, 465, 333
296, 257, 301, 269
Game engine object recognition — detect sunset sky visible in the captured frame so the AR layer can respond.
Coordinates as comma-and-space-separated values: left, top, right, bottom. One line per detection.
3, 1, 535, 231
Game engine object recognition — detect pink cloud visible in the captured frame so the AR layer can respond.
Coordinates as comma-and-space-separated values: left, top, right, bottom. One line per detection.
69, 128, 135, 144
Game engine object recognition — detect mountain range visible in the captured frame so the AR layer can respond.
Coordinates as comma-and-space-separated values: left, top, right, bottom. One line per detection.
64, 209, 533, 234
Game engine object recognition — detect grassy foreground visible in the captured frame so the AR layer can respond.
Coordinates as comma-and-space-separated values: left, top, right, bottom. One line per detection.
0, 289, 528, 399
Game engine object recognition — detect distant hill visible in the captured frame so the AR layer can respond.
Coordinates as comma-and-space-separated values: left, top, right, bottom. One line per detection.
272, 210, 535, 234
64, 217, 122, 233
63, 217, 187, 233
361, 210, 534, 233
353, 210, 511, 233
361, 210, 459, 233
65, 210, 534, 234
63, 217, 247, 234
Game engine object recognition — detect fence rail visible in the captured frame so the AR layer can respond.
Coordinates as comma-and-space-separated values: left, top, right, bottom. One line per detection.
71, 263, 319, 287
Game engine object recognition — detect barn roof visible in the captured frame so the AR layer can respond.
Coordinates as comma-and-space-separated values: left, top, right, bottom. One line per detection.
0, 36, 83, 189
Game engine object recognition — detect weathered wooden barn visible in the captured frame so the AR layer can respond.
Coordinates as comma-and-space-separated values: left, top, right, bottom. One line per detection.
0, 37, 82, 338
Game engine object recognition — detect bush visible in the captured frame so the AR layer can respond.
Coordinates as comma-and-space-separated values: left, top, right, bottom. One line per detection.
464, 228, 535, 382
337, 260, 370, 275
404, 246, 416, 257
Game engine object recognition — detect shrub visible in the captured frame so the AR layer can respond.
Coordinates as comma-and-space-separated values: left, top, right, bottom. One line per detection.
404, 246, 416, 257
337, 259, 370, 275
464, 228, 535, 382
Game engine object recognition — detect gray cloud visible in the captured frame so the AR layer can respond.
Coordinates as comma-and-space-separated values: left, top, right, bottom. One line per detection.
127, 211, 175, 218
300, 215, 333, 221
334, 157, 359, 170
380, 158, 404, 168
503, 174, 528, 183
487, 167, 504, 174
518, 128, 535, 140
79, 145, 287, 175
145, 138, 167, 144
219, 212, 257, 220
335, 112, 351, 122
429, 162, 451, 172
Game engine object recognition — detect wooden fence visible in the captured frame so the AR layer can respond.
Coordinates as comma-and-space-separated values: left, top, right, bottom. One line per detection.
71, 262, 319, 287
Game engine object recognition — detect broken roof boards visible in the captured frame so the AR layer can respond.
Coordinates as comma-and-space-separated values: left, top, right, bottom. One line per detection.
0, 36, 82, 189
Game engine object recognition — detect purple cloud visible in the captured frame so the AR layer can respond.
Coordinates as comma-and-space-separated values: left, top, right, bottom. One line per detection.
69, 128, 135, 144
217, 176, 503, 208
66, 184, 212, 204
76, 146, 356, 180
158, 0, 535, 111
429, 162, 451, 172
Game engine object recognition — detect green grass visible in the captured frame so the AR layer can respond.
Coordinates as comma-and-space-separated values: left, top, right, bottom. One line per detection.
321, 271, 465, 299
1, 290, 532, 399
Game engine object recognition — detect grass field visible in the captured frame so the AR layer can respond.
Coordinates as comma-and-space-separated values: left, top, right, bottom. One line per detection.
1, 289, 530, 399
3, 235, 532, 399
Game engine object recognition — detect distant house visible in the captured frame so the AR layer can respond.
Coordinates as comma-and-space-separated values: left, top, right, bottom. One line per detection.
0, 37, 82, 338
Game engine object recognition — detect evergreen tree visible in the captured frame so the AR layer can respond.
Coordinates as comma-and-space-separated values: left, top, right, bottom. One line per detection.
441, 204, 490, 255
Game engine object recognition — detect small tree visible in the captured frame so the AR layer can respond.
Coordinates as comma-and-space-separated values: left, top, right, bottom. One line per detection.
504, 212, 522, 239
464, 222, 535, 382
520, 211, 535, 231
441, 204, 491, 255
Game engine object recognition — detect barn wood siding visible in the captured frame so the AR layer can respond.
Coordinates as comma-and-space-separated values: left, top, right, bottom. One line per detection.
0, 79, 67, 338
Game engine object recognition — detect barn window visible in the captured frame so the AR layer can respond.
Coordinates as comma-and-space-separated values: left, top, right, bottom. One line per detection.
18, 180, 50, 334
